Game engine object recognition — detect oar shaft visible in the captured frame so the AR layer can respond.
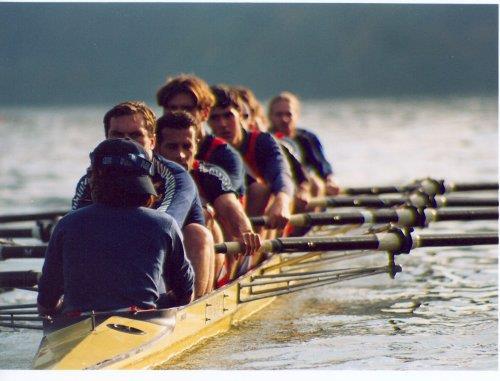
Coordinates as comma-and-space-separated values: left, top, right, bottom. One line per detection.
215, 230, 498, 255
413, 233, 498, 248
341, 179, 498, 196
0, 245, 47, 260
251, 207, 498, 229
0, 271, 41, 288
309, 194, 498, 209
446, 182, 499, 192
0, 210, 67, 223
0, 227, 35, 239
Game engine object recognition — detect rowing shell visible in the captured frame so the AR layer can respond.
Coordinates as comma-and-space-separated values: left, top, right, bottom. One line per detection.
32, 256, 283, 369
32, 224, 366, 369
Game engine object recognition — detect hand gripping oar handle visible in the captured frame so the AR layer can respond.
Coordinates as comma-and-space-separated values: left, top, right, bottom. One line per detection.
215, 229, 499, 256
0, 271, 41, 288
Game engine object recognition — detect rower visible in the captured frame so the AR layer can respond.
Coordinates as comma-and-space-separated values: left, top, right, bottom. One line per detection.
208, 85, 294, 244
156, 74, 246, 198
268, 91, 340, 199
37, 138, 194, 315
235, 86, 311, 220
155, 111, 261, 285
71, 101, 214, 298
233, 86, 269, 132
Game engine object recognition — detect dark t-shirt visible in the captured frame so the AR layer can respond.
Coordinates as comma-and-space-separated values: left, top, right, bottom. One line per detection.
294, 128, 334, 178
71, 154, 205, 227
37, 203, 194, 313
238, 129, 294, 196
196, 133, 246, 197
191, 160, 236, 205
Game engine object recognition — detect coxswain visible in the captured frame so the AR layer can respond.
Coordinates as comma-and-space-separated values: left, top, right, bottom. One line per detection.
71, 101, 214, 298
268, 91, 340, 198
38, 138, 194, 315
156, 74, 246, 199
208, 85, 294, 246
155, 111, 261, 285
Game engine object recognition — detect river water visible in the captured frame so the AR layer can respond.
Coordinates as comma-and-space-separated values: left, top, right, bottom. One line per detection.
0, 96, 497, 373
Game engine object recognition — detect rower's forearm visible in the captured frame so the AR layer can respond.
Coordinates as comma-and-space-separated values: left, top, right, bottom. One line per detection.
214, 195, 254, 239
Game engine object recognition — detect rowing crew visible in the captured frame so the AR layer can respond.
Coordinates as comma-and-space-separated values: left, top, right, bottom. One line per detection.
37, 74, 338, 316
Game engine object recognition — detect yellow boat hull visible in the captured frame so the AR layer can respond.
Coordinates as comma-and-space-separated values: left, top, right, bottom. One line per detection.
32, 255, 283, 370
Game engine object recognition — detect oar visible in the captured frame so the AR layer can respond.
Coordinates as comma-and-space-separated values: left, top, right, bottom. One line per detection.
309, 192, 499, 209
250, 206, 499, 229
2, 207, 497, 259
0, 271, 41, 288
0, 221, 54, 242
215, 229, 498, 255
341, 178, 498, 196
0, 245, 47, 260
0, 210, 68, 224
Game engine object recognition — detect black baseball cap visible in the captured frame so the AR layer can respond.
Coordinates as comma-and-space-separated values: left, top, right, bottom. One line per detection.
90, 138, 157, 196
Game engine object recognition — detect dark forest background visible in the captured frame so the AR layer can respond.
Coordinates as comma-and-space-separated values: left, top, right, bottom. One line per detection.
0, 3, 497, 105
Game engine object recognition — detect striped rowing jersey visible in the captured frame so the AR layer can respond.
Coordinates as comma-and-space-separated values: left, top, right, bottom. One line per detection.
191, 160, 236, 205
196, 133, 246, 197
71, 154, 205, 228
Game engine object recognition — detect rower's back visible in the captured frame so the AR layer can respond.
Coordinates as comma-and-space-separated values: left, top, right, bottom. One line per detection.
37, 138, 194, 316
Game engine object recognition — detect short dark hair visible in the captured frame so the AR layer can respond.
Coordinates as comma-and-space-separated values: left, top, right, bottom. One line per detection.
156, 111, 197, 146
103, 101, 157, 138
210, 85, 243, 112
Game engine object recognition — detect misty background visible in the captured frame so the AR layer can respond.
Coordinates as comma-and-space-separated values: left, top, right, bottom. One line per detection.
0, 3, 497, 105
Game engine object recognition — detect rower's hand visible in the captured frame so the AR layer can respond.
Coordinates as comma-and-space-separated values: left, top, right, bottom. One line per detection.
294, 182, 311, 211
325, 176, 341, 196
239, 231, 262, 256
265, 192, 291, 229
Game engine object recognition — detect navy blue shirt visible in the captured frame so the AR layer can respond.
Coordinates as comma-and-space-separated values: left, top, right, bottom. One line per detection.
196, 133, 246, 197
71, 154, 205, 227
192, 160, 236, 205
294, 128, 334, 179
239, 129, 294, 197
37, 204, 194, 313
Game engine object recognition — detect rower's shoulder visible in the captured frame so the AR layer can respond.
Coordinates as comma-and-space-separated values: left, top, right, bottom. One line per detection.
153, 154, 186, 173
208, 134, 241, 158
296, 127, 318, 139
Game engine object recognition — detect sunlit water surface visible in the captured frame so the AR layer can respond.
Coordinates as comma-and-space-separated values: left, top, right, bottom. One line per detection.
0, 96, 497, 370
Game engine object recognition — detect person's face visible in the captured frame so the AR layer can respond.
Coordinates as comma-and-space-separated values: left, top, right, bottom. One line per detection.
240, 101, 252, 131
269, 100, 298, 137
107, 114, 155, 156
208, 106, 243, 148
157, 126, 198, 171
